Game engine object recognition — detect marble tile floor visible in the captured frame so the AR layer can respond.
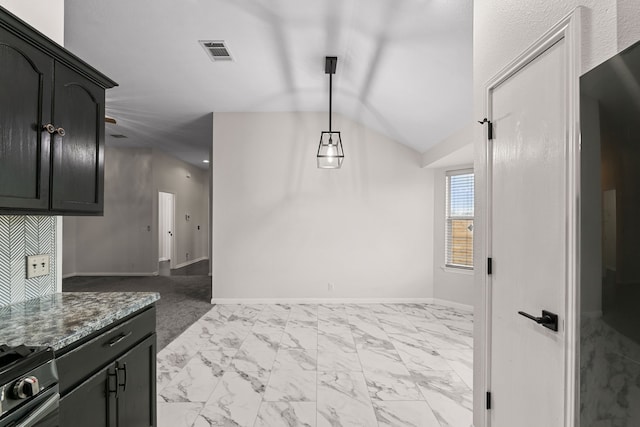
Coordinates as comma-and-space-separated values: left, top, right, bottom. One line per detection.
157, 303, 473, 427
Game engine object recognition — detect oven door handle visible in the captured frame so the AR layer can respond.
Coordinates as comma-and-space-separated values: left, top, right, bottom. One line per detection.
16, 392, 59, 427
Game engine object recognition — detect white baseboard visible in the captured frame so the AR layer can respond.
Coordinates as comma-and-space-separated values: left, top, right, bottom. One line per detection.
211, 297, 435, 305
64, 271, 159, 278
174, 257, 208, 270
431, 298, 473, 312
210, 297, 474, 310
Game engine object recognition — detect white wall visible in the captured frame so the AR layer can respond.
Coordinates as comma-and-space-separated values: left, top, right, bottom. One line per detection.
423, 120, 475, 307
422, 124, 473, 168
213, 112, 434, 301
432, 165, 474, 307
64, 146, 209, 276
473, 1, 640, 425
0, 0, 64, 45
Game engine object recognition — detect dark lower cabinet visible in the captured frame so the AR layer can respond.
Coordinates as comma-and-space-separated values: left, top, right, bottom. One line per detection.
59, 364, 116, 427
57, 308, 157, 427
115, 336, 157, 427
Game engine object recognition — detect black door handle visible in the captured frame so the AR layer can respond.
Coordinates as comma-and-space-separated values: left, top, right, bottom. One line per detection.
517, 310, 558, 332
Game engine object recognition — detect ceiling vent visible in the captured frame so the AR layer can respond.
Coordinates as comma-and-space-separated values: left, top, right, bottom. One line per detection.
110, 134, 128, 139
199, 40, 234, 62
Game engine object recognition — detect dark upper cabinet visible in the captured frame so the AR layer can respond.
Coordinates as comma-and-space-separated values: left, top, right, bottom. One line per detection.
51, 63, 105, 213
0, 6, 116, 215
0, 28, 52, 210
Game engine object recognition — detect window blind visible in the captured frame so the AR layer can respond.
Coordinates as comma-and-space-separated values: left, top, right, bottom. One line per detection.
446, 170, 474, 268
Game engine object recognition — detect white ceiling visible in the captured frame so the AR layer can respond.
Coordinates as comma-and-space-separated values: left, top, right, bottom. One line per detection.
64, 0, 472, 168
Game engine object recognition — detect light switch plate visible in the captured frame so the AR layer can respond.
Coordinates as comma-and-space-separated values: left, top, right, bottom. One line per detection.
26, 254, 50, 279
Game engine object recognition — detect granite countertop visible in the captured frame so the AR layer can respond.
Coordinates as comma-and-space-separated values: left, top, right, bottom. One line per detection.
0, 292, 159, 351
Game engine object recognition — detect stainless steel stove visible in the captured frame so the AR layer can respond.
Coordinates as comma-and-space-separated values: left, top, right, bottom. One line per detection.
0, 345, 59, 427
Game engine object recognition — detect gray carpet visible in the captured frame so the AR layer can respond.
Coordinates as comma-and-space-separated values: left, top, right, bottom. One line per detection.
62, 264, 212, 350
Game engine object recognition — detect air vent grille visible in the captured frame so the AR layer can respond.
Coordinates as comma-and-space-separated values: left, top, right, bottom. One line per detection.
110, 134, 127, 139
199, 40, 234, 62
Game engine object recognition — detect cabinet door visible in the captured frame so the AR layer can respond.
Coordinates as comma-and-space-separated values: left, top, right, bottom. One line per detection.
59, 363, 117, 427
116, 334, 157, 427
51, 62, 104, 213
0, 27, 52, 210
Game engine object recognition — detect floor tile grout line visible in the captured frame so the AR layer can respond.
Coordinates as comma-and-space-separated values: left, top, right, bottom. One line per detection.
188, 304, 231, 427
402, 303, 453, 427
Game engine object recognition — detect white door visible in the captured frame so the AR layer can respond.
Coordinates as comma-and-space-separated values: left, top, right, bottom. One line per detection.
158, 191, 175, 266
488, 37, 572, 426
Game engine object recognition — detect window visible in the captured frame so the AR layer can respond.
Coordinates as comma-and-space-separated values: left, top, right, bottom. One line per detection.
445, 169, 474, 269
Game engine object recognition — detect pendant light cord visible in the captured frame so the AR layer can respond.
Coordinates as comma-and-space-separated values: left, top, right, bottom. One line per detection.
329, 72, 332, 133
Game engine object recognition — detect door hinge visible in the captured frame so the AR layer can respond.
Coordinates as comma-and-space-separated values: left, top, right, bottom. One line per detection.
478, 118, 493, 140
486, 391, 492, 410
487, 257, 493, 275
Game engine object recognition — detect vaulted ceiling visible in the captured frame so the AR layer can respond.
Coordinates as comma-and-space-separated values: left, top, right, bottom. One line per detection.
64, 0, 472, 168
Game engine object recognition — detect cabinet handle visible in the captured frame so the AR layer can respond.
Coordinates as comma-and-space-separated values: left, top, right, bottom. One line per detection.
118, 362, 127, 392
55, 127, 66, 136
42, 124, 56, 134
108, 331, 132, 347
108, 368, 119, 398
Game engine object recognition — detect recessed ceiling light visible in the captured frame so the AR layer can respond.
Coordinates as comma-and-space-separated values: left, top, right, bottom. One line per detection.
203, 160, 210, 163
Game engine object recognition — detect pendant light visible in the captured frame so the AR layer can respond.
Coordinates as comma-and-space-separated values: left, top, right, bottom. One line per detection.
317, 56, 344, 169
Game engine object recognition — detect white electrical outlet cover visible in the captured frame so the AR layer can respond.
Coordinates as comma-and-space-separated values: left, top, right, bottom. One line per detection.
26, 254, 50, 279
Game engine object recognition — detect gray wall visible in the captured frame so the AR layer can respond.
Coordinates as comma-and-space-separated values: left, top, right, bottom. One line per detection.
151, 150, 209, 268
580, 95, 602, 314
432, 165, 474, 306
64, 146, 209, 276
212, 112, 435, 300
64, 147, 155, 275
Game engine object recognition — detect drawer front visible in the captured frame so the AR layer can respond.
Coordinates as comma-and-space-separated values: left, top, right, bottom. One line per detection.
57, 307, 155, 395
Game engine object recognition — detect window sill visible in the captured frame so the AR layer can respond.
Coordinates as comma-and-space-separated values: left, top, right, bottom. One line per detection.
441, 265, 474, 275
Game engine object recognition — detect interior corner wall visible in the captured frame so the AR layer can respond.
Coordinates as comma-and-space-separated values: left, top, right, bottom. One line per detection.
212, 112, 434, 300
433, 165, 474, 306
151, 150, 209, 269
0, 0, 64, 306
209, 113, 214, 278
473, 1, 639, 425
62, 217, 76, 277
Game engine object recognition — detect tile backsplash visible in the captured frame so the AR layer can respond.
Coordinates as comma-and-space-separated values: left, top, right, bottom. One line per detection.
0, 216, 57, 306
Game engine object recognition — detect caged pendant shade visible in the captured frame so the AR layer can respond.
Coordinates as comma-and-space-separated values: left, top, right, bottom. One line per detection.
317, 56, 344, 169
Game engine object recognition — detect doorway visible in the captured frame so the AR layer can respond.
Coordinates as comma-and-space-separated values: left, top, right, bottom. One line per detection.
158, 191, 175, 274
480, 10, 580, 427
